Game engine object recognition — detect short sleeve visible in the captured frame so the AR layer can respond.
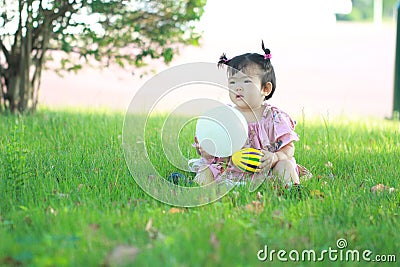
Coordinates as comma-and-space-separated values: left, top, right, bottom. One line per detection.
271, 108, 299, 150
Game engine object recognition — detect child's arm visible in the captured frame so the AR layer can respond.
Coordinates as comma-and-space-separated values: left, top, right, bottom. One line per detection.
273, 142, 295, 165
259, 142, 295, 169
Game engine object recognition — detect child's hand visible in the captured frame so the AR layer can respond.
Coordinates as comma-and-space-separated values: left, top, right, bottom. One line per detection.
194, 137, 214, 160
259, 149, 278, 170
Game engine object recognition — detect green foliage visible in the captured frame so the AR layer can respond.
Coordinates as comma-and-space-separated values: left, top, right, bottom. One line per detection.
0, 109, 399, 266
337, 0, 398, 22
0, 0, 206, 70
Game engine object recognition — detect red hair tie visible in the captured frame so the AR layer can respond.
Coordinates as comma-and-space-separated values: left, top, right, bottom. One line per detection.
264, 53, 272, 59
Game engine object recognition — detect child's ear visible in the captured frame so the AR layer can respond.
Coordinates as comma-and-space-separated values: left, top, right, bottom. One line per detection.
262, 82, 273, 96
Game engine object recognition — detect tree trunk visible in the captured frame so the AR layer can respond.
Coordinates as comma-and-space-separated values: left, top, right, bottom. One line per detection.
2, 62, 39, 114
7, 76, 22, 113
1, 0, 46, 114
6, 56, 38, 114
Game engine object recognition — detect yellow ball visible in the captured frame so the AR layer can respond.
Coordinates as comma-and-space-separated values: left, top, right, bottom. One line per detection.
232, 148, 264, 173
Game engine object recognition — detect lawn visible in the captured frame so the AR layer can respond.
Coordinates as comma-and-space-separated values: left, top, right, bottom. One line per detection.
0, 108, 399, 266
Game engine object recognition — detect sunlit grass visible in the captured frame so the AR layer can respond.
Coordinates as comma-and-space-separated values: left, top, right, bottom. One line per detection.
0, 109, 399, 266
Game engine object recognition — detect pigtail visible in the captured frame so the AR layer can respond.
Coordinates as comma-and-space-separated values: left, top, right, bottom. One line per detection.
217, 53, 230, 68
261, 40, 272, 70
261, 40, 271, 59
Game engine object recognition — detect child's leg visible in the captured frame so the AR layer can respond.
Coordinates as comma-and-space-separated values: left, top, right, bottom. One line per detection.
272, 159, 300, 186
193, 167, 214, 185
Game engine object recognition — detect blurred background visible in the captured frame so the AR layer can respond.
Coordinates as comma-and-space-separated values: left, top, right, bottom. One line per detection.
38, 0, 398, 118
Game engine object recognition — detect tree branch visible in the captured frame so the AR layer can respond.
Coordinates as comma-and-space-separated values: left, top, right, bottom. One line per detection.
11, 0, 24, 55
0, 38, 10, 62
46, 2, 76, 22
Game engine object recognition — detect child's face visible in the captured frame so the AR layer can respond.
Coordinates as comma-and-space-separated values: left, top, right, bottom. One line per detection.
227, 66, 267, 110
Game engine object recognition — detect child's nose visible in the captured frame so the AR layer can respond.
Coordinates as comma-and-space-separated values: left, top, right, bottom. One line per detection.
235, 86, 243, 92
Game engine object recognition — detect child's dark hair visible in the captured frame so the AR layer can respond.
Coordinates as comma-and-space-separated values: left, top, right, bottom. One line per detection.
217, 40, 276, 100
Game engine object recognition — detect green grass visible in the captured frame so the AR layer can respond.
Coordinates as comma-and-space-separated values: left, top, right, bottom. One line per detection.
0, 108, 399, 266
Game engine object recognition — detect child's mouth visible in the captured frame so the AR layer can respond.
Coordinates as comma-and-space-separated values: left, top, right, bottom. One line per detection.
236, 94, 243, 100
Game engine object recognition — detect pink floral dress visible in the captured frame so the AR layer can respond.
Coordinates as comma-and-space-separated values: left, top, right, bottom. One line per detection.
188, 104, 300, 182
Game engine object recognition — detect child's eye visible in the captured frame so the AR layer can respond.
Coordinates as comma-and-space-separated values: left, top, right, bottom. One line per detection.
229, 81, 235, 85
244, 80, 252, 83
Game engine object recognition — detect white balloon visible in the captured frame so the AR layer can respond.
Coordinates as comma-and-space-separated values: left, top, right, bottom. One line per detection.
195, 105, 248, 157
